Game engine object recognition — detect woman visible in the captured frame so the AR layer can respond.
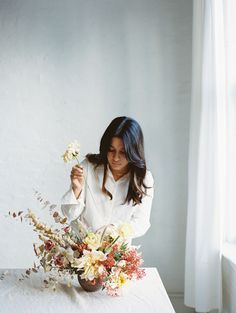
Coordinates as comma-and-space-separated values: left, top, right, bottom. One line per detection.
61, 116, 154, 239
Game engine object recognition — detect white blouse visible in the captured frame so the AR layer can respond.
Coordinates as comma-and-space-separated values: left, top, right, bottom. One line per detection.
61, 158, 154, 239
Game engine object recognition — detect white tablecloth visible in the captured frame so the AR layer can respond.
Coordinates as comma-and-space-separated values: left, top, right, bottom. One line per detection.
0, 267, 175, 313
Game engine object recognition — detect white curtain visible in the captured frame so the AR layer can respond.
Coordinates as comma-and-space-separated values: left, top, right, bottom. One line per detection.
184, 0, 227, 312
224, 0, 236, 244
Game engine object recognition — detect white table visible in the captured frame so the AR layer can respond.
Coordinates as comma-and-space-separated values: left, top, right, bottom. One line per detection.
0, 268, 175, 313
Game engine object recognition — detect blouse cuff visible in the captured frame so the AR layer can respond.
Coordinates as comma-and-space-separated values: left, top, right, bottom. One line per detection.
130, 221, 151, 239
60, 186, 85, 222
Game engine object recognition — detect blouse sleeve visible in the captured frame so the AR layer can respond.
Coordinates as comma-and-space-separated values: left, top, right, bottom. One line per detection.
60, 159, 88, 223
130, 170, 154, 239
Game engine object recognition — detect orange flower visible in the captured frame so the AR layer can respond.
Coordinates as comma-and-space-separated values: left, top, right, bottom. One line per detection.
76, 243, 88, 255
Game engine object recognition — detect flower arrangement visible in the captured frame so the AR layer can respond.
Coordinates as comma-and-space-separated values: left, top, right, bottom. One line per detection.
9, 207, 145, 296
5, 141, 146, 296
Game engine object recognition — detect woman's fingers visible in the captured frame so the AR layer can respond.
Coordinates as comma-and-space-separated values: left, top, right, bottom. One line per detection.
71, 174, 83, 179
70, 173, 83, 178
71, 167, 83, 175
71, 170, 83, 175
70, 166, 84, 183
70, 166, 85, 189
72, 167, 83, 172
73, 165, 83, 170
71, 174, 79, 178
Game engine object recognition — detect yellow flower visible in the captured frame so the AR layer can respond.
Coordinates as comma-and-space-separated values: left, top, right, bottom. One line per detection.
117, 223, 134, 240
84, 232, 101, 250
118, 272, 127, 287
109, 270, 128, 289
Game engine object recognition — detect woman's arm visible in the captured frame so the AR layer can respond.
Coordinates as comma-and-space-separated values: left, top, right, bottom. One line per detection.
60, 159, 88, 222
130, 171, 155, 239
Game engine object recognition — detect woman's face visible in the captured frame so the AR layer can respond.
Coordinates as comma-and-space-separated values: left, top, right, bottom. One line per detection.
107, 137, 129, 172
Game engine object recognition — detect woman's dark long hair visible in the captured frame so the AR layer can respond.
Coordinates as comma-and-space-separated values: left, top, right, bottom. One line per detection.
86, 116, 150, 206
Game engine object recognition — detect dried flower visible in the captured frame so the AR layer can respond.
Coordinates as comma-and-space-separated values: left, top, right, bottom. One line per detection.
44, 240, 55, 251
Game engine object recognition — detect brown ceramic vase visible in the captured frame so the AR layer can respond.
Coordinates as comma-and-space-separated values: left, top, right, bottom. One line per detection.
77, 271, 102, 292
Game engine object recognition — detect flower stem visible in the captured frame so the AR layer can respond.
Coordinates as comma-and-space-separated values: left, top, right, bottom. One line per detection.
75, 156, 80, 166
104, 235, 120, 253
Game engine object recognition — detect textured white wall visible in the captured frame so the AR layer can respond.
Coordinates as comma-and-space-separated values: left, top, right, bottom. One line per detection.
0, 0, 192, 296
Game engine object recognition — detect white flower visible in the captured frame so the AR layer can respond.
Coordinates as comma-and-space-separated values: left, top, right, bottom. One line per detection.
117, 260, 126, 267
80, 264, 105, 281
84, 232, 101, 250
62, 140, 80, 163
117, 223, 134, 240
103, 225, 119, 240
76, 250, 107, 280
108, 268, 128, 289
76, 250, 107, 268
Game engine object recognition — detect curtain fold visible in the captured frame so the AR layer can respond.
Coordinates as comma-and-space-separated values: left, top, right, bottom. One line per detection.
184, 0, 226, 312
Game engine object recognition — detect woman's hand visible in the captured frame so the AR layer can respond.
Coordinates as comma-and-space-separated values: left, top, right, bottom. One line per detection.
70, 165, 85, 199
